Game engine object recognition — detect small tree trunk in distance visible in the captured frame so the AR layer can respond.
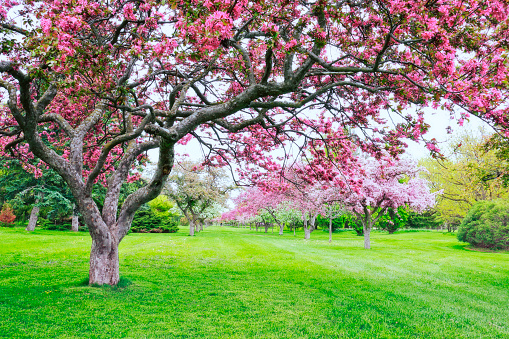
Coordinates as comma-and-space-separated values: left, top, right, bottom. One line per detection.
264, 223, 269, 233
279, 223, 284, 235
302, 213, 309, 239
304, 227, 311, 240
72, 204, 79, 232
309, 213, 317, 232
363, 222, 371, 249
72, 214, 79, 232
329, 217, 333, 243
26, 205, 39, 231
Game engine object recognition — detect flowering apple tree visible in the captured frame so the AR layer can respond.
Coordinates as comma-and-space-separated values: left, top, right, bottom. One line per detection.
230, 187, 285, 233
342, 158, 437, 249
1, 0, 508, 285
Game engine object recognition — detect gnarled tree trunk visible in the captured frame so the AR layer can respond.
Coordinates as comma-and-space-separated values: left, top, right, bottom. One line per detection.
83, 142, 174, 285
89, 232, 119, 285
26, 205, 39, 231
279, 223, 284, 235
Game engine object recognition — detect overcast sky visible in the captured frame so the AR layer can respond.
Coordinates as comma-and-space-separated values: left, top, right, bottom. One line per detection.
149, 108, 493, 167
403, 110, 492, 160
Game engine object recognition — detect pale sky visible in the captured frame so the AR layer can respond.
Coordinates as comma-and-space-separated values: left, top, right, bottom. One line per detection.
149, 108, 493, 165
403, 110, 492, 160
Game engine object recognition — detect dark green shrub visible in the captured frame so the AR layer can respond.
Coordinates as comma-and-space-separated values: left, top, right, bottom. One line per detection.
316, 212, 362, 235
38, 218, 72, 231
316, 214, 344, 231
131, 206, 178, 233
457, 200, 509, 250
406, 209, 443, 229
335, 213, 362, 236
377, 207, 408, 234
78, 224, 89, 232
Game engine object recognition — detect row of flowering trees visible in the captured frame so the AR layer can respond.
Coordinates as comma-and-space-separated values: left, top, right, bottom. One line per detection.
222, 157, 437, 249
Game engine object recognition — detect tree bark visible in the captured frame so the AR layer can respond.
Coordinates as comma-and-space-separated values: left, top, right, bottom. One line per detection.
304, 227, 311, 240
189, 221, 195, 236
264, 223, 269, 233
309, 213, 317, 231
26, 205, 39, 231
303, 212, 317, 240
72, 214, 79, 232
355, 207, 381, 250
363, 223, 371, 249
89, 235, 119, 285
72, 204, 79, 232
279, 223, 284, 235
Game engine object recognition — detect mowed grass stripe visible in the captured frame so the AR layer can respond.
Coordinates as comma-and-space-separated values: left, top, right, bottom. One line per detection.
0, 226, 507, 338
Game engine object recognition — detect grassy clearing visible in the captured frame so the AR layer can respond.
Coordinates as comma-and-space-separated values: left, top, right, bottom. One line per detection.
0, 226, 508, 338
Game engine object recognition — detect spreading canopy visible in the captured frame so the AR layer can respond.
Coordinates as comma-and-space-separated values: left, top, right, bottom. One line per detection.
1, 0, 509, 284
343, 158, 437, 213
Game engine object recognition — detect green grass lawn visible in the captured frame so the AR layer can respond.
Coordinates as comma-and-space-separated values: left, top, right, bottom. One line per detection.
0, 226, 508, 339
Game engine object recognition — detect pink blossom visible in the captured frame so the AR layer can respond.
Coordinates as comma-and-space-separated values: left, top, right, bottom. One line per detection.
41, 18, 52, 34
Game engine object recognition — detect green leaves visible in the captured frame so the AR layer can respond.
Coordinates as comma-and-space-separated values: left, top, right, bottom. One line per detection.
130, 205, 179, 233
458, 199, 509, 250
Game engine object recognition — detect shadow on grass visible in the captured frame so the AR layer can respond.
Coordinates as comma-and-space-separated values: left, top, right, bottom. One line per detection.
78, 276, 133, 290
464, 246, 509, 254
450, 244, 470, 251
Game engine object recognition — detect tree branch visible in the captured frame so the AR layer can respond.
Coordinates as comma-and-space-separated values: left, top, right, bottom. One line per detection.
231, 42, 256, 85
0, 23, 29, 35
85, 105, 155, 192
